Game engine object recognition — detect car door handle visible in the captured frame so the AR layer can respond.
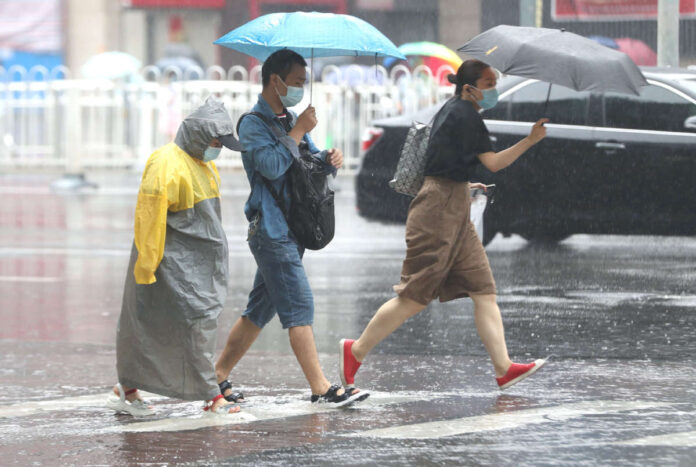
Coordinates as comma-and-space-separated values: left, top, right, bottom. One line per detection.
595, 142, 625, 150
489, 135, 497, 143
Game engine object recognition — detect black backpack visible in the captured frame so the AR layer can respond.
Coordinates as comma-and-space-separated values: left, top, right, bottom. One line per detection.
237, 112, 335, 250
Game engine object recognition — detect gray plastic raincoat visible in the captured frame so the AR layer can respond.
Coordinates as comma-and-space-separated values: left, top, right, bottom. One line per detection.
116, 98, 236, 401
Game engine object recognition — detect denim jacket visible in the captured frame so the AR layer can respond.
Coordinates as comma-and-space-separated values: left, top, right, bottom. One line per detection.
239, 94, 330, 240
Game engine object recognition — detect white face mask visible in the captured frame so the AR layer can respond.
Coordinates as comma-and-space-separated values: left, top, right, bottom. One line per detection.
202, 146, 221, 162
275, 77, 304, 108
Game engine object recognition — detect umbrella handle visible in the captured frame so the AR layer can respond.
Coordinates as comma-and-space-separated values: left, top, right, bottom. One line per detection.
310, 48, 313, 105
543, 82, 552, 117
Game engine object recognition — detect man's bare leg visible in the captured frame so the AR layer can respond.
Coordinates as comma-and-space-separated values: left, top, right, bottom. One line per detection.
215, 316, 262, 398
289, 325, 342, 396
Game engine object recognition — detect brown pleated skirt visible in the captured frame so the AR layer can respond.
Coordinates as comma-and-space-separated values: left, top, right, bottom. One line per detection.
393, 176, 497, 305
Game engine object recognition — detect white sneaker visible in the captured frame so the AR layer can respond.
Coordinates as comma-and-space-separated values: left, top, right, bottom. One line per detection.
106, 383, 154, 417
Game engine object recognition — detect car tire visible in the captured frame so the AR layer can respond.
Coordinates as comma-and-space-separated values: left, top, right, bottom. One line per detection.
518, 231, 570, 244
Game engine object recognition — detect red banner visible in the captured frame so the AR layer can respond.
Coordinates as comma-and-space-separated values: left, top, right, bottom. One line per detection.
123, 0, 225, 9
553, 0, 696, 20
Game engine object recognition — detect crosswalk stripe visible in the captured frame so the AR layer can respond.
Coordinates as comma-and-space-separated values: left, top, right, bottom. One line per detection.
614, 430, 696, 447
103, 392, 419, 433
354, 400, 672, 439
0, 393, 166, 419
0, 390, 418, 426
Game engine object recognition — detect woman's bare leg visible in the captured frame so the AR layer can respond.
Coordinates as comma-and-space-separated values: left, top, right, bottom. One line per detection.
470, 293, 512, 377
351, 296, 426, 362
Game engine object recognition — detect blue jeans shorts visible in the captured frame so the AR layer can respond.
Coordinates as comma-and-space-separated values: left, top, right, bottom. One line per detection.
242, 229, 314, 329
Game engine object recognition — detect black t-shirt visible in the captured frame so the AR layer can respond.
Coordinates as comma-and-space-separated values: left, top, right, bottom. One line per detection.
423, 98, 493, 182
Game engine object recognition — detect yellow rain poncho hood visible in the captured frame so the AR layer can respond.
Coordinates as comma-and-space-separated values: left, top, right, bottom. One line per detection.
174, 97, 241, 159
116, 97, 232, 401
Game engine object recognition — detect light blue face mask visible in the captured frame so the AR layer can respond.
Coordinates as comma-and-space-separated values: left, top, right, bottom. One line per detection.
202, 146, 221, 162
277, 78, 304, 108
479, 88, 499, 110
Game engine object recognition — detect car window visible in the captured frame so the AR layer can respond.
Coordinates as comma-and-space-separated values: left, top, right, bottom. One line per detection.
508, 81, 590, 125
604, 84, 696, 132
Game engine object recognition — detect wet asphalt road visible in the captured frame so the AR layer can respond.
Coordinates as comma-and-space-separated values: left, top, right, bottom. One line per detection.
1, 171, 695, 466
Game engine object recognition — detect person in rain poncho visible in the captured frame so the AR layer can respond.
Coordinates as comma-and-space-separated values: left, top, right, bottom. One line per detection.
107, 97, 243, 416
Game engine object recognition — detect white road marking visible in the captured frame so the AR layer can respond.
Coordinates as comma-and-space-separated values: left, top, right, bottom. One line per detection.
0, 276, 61, 283
0, 390, 417, 428
614, 430, 696, 447
0, 392, 164, 419
103, 392, 419, 433
0, 393, 683, 441
354, 400, 672, 439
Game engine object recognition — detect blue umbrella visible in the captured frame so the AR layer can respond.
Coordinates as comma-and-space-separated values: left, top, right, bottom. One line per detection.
214, 11, 405, 61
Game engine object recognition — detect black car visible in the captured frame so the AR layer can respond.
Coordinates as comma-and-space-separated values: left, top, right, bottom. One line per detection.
356, 67, 696, 244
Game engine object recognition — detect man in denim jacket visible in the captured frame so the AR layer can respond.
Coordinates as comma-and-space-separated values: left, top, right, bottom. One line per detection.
215, 49, 364, 406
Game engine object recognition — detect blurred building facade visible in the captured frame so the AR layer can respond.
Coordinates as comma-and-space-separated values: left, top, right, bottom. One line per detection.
2, 0, 694, 76
24, 0, 479, 74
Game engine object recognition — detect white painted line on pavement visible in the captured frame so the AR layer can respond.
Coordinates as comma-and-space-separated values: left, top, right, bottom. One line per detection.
614, 430, 696, 447
0, 392, 165, 419
104, 392, 420, 433
0, 276, 61, 283
354, 400, 672, 439
0, 390, 418, 428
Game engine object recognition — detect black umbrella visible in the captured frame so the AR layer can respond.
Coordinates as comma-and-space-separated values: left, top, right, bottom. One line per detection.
458, 25, 648, 106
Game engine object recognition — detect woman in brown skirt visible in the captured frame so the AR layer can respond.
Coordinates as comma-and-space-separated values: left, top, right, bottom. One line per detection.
339, 60, 549, 390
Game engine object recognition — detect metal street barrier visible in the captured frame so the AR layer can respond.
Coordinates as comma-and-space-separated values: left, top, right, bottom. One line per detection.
0, 64, 455, 174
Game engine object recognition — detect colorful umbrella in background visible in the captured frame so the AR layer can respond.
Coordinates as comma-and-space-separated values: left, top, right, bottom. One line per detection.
398, 41, 462, 68
80, 51, 141, 80
384, 41, 462, 84
614, 38, 657, 66
588, 36, 657, 67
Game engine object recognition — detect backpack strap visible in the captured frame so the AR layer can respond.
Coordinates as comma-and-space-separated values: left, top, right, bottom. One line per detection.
237, 111, 283, 138
237, 111, 301, 160
236, 111, 291, 219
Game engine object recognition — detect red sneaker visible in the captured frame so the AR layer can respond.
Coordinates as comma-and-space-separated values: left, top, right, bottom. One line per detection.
339, 338, 362, 387
496, 359, 547, 390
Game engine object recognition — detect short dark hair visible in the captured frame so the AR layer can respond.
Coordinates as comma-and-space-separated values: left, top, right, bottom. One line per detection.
448, 59, 491, 96
261, 49, 307, 86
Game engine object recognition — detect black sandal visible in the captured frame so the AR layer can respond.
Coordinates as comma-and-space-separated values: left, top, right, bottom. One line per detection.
344, 387, 370, 403
311, 384, 347, 404
218, 380, 244, 403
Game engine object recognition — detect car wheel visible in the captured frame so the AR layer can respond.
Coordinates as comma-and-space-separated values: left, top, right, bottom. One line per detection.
518, 231, 570, 244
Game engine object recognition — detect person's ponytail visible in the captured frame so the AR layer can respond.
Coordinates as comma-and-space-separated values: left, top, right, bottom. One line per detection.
450, 60, 490, 97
